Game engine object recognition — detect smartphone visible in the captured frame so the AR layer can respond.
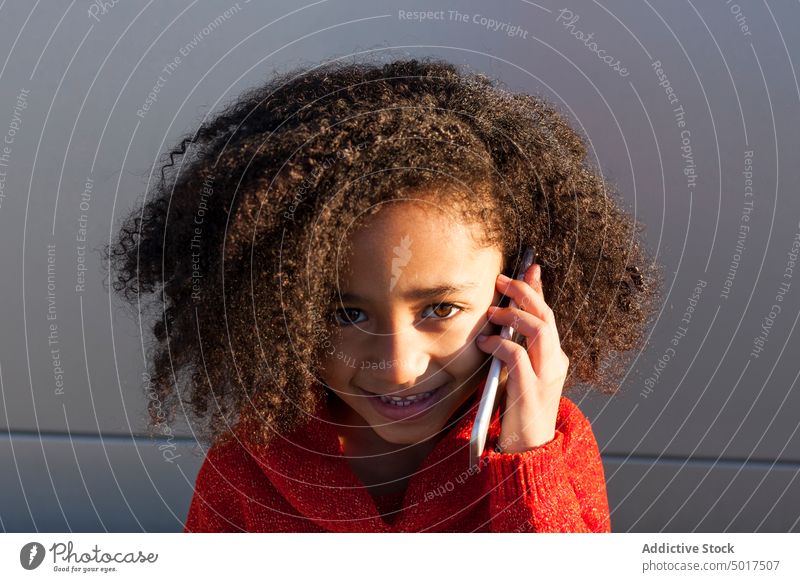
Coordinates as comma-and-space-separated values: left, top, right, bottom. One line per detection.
469, 246, 536, 468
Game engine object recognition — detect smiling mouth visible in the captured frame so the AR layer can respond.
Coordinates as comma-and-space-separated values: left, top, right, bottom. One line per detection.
359, 383, 448, 421
358, 385, 445, 407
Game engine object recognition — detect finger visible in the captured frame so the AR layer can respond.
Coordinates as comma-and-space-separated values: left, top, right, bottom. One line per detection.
486, 305, 556, 378
486, 305, 546, 341
501, 262, 543, 298
496, 269, 553, 329
523, 263, 543, 300
475, 334, 538, 394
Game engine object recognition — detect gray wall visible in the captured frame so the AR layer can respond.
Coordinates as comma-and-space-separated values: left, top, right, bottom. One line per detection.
1, 0, 798, 532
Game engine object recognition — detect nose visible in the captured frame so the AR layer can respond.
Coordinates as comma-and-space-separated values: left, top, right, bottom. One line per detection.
363, 325, 431, 389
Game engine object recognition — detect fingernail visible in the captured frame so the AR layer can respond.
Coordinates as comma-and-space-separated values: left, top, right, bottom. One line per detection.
535, 264, 541, 282
497, 273, 510, 281
477, 334, 488, 342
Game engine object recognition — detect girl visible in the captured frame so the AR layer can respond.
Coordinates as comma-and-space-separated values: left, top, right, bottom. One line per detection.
108, 58, 661, 532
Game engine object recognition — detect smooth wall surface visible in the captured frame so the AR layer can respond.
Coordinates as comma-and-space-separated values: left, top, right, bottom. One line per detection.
0, 0, 798, 532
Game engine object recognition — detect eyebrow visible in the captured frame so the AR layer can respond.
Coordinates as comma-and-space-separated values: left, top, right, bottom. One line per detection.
337, 282, 481, 304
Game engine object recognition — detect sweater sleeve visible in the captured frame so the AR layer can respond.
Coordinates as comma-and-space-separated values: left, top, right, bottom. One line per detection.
483, 397, 611, 533
183, 442, 249, 533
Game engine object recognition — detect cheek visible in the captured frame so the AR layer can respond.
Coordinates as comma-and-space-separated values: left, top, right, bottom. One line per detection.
319, 346, 351, 385
437, 318, 491, 367
322, 352, 352, 378
319, 338, 373, 394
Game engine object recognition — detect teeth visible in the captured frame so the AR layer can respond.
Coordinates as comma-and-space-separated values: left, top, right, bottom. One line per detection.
379, 390, 434, 406
381, 398, 413, 407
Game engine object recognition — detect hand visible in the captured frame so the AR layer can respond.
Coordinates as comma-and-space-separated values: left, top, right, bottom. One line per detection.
476, 263, 569, 452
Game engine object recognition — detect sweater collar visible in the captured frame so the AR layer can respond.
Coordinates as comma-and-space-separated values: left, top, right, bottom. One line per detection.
242, 375, 500, 532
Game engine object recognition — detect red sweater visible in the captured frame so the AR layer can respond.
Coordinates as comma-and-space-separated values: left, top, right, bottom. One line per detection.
184, 378, 611, 533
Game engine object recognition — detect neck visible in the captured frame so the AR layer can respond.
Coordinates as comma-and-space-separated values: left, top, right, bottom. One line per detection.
325, 390, 457, 495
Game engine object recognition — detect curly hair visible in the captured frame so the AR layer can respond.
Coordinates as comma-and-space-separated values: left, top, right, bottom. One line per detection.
105, 57, 663, 448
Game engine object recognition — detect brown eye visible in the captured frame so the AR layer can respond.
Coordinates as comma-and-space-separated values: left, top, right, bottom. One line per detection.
422, 303, 462, 321
334, 308, 365, 326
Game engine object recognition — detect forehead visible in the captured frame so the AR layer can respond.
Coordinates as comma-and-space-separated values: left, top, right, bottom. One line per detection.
352, 201, 475, 249
335, 202, 501, 297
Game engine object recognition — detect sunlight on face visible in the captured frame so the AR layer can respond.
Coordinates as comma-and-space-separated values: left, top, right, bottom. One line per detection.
320, 200, 504, 445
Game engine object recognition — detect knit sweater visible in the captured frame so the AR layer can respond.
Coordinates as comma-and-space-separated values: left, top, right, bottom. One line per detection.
183, 377, 611, 533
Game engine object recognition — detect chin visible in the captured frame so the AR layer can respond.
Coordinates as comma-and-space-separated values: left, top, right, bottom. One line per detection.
373, 425, 439, 446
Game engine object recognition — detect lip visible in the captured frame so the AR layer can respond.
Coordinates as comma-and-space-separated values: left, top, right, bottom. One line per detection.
359, 384, 448, 421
